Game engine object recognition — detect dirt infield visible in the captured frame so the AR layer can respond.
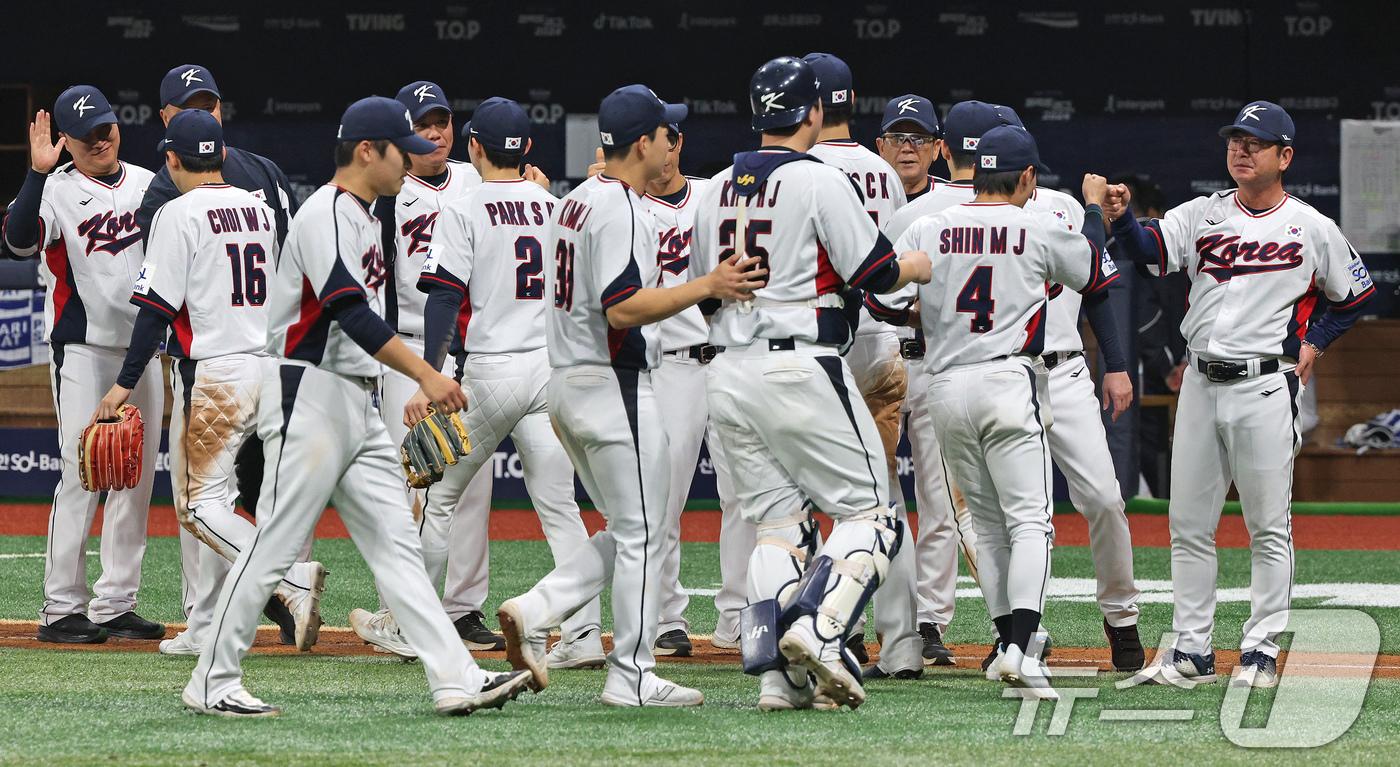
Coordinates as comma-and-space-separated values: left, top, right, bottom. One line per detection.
0, 621, 1394, 679
3, 504, 1398, 549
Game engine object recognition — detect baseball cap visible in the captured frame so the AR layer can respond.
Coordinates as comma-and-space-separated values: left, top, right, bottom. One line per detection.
597, 85, 687, 149
464, 97, 530, 154
749, 56, 820, 131
160, 64, 220, 108
155, 108, 223, 157
942, 101, 1004, 153
993, 104, 1024, 128
802, 53, 853, 107
1218, 100, 1294, 146
975, 125, 1051, 175
337, 96, 438, 155
396, 81, 452, 122
881, 94, 939, 134
54, 86, 117, 138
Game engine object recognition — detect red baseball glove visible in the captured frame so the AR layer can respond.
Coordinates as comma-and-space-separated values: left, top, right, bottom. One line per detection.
78, 404, 144, 492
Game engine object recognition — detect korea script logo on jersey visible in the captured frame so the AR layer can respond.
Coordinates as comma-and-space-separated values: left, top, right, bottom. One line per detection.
1195, 234, 1303, 282
77, 210, 142, 256
362, 244, 386, 290
401, 213, 438, 259
657, 226, 693, 276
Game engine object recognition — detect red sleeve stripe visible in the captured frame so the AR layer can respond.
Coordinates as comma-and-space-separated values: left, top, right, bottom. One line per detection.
419, 273, 465, 294
601, 284, 640, 307
1332, 286, 1375, 310
132, 294, 178, 319
1149, 225, 1166, 274
319, 285, 361, 307
849, 250, 896, 287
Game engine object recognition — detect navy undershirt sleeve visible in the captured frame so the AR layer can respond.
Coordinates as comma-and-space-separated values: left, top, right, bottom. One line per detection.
116, 308, 170, 389
1082, 290, 1127, 373
422, 286, 463, 370
1305, 296, 1373, 351
325, 296, 396, 356
1109, 204, 1167, 269
3, 169, 48, 252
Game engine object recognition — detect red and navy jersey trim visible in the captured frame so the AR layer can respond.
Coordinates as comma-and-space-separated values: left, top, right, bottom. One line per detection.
847, 231, 900, 294
418, 267, 466, 296
45, 235, 89, 343
130, 290, 179, 321
864, 291, 909, 325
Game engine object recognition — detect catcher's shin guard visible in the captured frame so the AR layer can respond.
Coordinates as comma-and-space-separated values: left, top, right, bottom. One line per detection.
741, 504, 818, 675
782, 511, 903, 644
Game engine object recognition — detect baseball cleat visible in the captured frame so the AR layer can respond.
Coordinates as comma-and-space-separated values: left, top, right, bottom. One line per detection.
757, 668, 819, 712
602, 675, 704, 707
497, 599, 549, 692
999, 644, 1060, 701
94, 611, 166, 640
984, 644, 1006, 681
1232, 650, 1278, 688
454, 610, 506, 651
263, 594, 297, 646
1104, 620, 1145, 672
844, 633, 869, 666
709, 633, 741, 651
654, 628, 693, 657
779, 627, 866, 710
1120, 649, 1218, 688
546, 628, 607, 669
36, 614, 108, 644
350, 608, 417, 660
281, 562, 326, 651
435, 670, 533, 716
919, 622, 955, 667
183, 688, 280, 718
159, 630, 201, 656
863, 664, 923, 680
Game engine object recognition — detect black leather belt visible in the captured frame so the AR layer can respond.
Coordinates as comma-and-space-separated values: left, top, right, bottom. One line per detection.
1196, 356, 1279, 383
1042, 350, 1083, 371
664, 343, 719, 364
768, 338, 795, 351
900, 337, 925, 360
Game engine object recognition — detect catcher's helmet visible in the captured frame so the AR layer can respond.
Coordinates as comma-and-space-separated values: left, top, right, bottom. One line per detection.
749, 56, 820, 132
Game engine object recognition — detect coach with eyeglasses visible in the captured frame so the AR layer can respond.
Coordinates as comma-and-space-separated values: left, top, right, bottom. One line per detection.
875, 94, 942, 200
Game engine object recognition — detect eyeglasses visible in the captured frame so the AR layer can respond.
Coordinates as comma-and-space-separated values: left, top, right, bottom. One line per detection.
882, 132, 936, 148
1226, 136, 1279, 154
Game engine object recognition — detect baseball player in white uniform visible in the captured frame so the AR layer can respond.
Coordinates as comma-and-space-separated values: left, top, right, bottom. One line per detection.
3, 87, 164, 644
1110, 102, 1375, 689
641, 122, 750, 657
91, 110, 324, 655
800, 52, 920, 679
899, 125, 1119, 700
691, 57, 932, 711
183, 97, 532, 717
363, 97, 603, 668
497, 85, 762, 708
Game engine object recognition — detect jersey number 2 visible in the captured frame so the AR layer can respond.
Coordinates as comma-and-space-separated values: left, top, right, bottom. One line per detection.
225, 243, 267, 306
515, 236, 544, 300
956, 265, 994, 333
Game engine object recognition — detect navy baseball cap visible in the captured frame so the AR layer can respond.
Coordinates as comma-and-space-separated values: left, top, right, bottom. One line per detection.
396, 81, 452, 122
750, 57, 820, 131
993, 104, 1024, 128
881, 94, 939, 134
156, 108, 223, 157
464, 97, 530, 154
942, 101, 1004, 153
54, 86, 117, 138
160, 64, 220, 108
337, 96, 438, 155
975, 125, 1051, 175
598, 85, 686, 149
1218, 101, 1294, 146
802, 52, 853, 107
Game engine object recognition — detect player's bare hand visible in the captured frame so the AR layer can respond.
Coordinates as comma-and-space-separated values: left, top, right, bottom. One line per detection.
1297, 343, 1317, 386
1082, 174, 1109, 208
1101, 183, 1131, 221
418, 372, 467, 415
30, 111, 66, 174
898, 250, 933, 285
403, 388, 433, 427
1101, 371, 1134, 421
587, 147, 606, 178
90, 384, 132, 426
524, 163, 551, 190
1166, 361, 1186, 393
707, 254, 767, 300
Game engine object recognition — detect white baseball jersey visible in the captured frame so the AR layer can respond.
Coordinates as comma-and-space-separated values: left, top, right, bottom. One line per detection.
899, 201, 1118, 374
419, 178, 557, 354
20, 162, 153, 347
691, 148, 903, 350
884, 180, 974, 244
642, 177, 711, 351
1146, 190, 1372, 360
131, 184, 277, 359
388, 160, 481, 336
807, 140, 907, 338
1024, 187, 1089, 355
546, 175, 660, 370
265, 184, 387, 377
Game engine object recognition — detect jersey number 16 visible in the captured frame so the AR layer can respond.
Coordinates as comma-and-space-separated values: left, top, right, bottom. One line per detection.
226, 243, 267, 306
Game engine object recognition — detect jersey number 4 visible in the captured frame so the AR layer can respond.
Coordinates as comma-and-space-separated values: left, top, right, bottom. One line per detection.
553, 240, 575, 311
515, 236, 544, 300
957, 265, 994, 333
719, 219, 772, 287
225, 243, 267, 306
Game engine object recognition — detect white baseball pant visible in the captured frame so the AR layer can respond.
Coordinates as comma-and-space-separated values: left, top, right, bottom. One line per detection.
186, 362, 487, 706
708, 417, 752, 646
1168, 362, 1301, 658
509, 365, 670, 704
1045, 354, 1140, 627
42, 343, 162, 625
654, 353, 710, 636
422, 347, 599, 638
930, 357, 1055, 622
